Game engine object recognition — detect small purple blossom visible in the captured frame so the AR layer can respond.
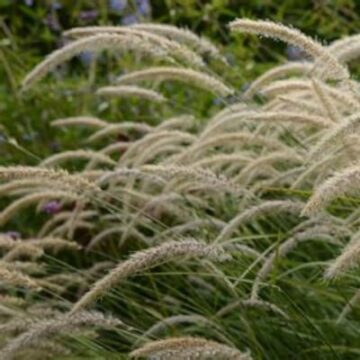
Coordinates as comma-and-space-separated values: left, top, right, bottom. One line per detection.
42, 201, 62, 215
43, 14, 61, 31
109, 0, 127, 12
79, 51, 94, 66
213, 98, 222, 106
4, 231, 21, 240
79, 10, 99, 21
136, 0, 151, 16
51, 1, 62, 10
121, 14, 139, 26
24, 0, 33, 6
286, 45, 306, 61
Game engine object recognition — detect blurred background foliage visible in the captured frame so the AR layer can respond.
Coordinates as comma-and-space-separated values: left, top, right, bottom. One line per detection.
0, 0, 359, 166
2, 0, 360, 53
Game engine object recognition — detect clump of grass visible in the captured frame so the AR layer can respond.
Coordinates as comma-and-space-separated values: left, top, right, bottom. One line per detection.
0, 311, 122, 360
70, 239, 226, 313
1, 17, 360, 359
302, 165, 360, 216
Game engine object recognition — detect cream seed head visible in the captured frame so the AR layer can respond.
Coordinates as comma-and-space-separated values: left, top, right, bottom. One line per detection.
63, 26, 205, 68
21, 33, 177, 90
229, 19, 349, 81
96, 85, 167, 103
302, 165, 360, 216
130, 336, 251, 359
70, 239, 225, 313
116, 66, 235, 97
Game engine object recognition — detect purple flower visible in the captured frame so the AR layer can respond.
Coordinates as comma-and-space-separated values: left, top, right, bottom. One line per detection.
136, 0, 151, 16
43, 14, 61, 31
121, 14, 139, 26
79, 10, 99, 21
42, 201, 62, 215
4, 231, 21, 240
51, 1, 62, 10
24, 0, 33, 6
213, 98, 222, 106
79, 51, 94, 66
285, 45, 306, 61
109, 0, 127, 12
